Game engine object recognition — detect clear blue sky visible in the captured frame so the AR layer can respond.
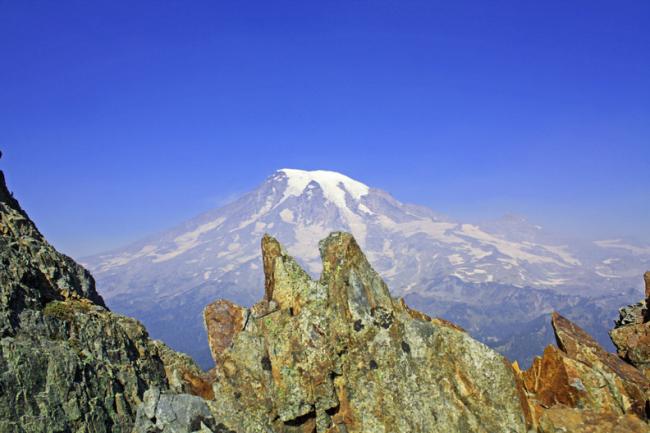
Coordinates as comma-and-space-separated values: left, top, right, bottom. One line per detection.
1, 0, 648, 257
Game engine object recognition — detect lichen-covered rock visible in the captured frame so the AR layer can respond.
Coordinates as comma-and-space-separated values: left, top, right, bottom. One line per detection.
205, 233, 529, 433
610, 271, 650, 379
553, 312, 649, 417
611, 321, 650, 379
152, 340, 216, 400
204, 299, 248, 367
538, 407, 649, 433
522, 312, 650, 431
0, 171, 199, 432
132, 388, 227, 433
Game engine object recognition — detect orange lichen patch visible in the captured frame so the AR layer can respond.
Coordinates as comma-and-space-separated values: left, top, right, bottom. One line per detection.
397, 298, 432, 322
331, 378, 356, 431
503, 357, 535, 431
203, 299, 247, 365
431, 317, 466, 333
551, 312, 650, 419
262, 234, 283, 301
523, 345, 583, 409
539, 407, 650, 433
397, 298, 466, 332
181, 368, 215, 400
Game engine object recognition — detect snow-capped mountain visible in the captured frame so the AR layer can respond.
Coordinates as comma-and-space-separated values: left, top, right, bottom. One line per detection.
83, 169, 650, 367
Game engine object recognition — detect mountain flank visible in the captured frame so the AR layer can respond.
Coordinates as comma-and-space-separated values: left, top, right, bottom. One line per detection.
1, 169, 649, 432
84, 169, 650, 368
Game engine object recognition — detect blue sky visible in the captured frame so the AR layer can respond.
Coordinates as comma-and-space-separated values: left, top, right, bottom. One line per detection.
1, 0, 648, 257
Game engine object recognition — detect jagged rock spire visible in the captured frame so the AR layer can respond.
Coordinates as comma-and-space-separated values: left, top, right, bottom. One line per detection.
319, 232, 394, 322
205, 232, 529, 433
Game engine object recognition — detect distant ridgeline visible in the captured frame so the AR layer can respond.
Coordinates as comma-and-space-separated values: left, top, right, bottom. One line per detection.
1, 169, 650, 432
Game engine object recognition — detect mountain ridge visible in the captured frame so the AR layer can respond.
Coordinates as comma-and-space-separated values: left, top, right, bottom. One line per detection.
83, 168, 650, 367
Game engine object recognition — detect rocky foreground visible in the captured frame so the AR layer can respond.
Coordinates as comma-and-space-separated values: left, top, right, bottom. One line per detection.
0, 169, 649, 432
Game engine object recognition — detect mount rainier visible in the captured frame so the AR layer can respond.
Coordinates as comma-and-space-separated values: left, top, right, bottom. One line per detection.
84, 169, 650, 368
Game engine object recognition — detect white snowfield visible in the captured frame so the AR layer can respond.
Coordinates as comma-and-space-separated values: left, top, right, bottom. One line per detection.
280, 168, 370, 203
85, 169, 650, 302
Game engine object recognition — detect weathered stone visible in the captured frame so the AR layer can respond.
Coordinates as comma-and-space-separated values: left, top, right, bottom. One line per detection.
204, 300, 248, 366
207, 232, 529, 433
153, 340, 216, 399
522, 311, 650, 429
132, 388, 221, 433
558, 312, 649, 418
0, 170, 211, 432
538, 407, 650, 433
612, 322, 650, 379
611, 271, 650, 380
616, 302, 646, 327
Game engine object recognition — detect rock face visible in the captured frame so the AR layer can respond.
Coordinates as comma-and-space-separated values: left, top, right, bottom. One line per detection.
610, 272, 650, 379
132, 388, 226, 433
521, 312, 650, 432
205, 233, 530, 433
0, 170, 208, 432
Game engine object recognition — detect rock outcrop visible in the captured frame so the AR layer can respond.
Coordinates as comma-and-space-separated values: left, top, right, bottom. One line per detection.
3, 166, 650, 433
132, 388, 226, 433
610, 271, 650, 379
0, 170, 210, 432
204, 233, 530, 433
522, 312, 650, 431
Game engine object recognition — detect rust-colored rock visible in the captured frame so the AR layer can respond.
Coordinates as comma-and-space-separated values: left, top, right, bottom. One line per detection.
203, 299, 248, 365
552, 312, 649, 418
523, 345, 583, 409
521, 311, 650, 430
538, 407, 650, 433
397, 297, 466, 332
645, 271, 650, 300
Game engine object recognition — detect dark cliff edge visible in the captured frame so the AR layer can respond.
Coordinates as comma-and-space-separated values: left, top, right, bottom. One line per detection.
1, 169, 648, 433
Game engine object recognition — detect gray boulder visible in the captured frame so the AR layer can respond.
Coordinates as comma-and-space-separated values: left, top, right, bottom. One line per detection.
132, 388, 233, 433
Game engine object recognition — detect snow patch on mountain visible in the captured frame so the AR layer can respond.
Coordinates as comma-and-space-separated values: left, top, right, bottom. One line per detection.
594, 239, 650, 255
85, 168, 650, 307
280, 168, 370, 204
